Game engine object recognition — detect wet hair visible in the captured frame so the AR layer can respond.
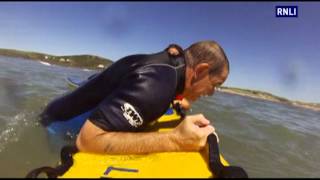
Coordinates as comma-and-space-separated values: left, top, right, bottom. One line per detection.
184, 40, 229, 76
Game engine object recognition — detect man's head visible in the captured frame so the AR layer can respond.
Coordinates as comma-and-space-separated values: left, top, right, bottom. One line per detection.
182, 40, 229, 102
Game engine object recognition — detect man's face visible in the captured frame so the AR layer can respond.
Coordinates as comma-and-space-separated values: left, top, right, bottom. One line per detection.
184, 64, 229, 102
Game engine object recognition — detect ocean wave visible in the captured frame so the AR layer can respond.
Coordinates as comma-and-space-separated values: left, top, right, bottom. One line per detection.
39, 61, 51, 66
0, 112, 29, 153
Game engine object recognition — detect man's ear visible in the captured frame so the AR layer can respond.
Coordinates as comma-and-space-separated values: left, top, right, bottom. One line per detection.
194, 63, 210, 78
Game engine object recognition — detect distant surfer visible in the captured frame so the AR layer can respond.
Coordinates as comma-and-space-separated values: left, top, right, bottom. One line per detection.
39, 61, 51, 66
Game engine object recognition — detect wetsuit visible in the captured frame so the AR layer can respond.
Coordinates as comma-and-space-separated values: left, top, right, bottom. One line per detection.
40, 46, 186, 132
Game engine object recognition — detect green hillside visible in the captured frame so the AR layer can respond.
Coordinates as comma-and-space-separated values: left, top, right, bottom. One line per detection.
0, 48, 113, 70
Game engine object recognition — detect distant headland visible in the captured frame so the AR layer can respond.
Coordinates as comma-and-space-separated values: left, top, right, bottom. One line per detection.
1, 48, 319, 112
0, 48, 113, 70
218, 87, 320, 112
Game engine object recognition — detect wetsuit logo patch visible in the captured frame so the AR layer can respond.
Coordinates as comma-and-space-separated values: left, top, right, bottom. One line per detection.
121, 103, 143, 128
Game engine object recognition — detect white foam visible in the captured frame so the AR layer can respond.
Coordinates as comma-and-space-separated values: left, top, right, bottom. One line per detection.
39, 61, 51, 66
0, 113, 26, 152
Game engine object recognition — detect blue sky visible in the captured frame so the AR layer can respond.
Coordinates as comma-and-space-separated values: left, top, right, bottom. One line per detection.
0, 2, 319, 103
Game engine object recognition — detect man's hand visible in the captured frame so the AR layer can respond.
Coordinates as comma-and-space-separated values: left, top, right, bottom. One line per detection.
168, 46, 180, 56
166, 44, 183, 56
76, 114, 218, 154
173, 114, 218, 151
174, 98, 191, 110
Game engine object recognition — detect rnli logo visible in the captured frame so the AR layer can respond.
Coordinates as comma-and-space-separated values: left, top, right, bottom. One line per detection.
276, 6, 298, 17
121, 103, 143, 127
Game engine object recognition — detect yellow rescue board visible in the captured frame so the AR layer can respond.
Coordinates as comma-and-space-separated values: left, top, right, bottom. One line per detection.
60, 110, 229, 178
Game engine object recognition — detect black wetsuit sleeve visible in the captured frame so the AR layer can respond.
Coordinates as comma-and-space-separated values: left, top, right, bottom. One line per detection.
88, 65, 178, 132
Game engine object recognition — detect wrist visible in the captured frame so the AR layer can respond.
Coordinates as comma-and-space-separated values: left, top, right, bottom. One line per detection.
168, 130, 183, 151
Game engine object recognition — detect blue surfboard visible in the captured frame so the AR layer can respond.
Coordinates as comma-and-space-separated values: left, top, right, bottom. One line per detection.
66, 76, 87, 88
66, 73, 99, 88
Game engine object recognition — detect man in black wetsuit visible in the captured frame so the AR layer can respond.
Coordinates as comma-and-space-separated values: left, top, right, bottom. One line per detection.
41, 40, 229, 154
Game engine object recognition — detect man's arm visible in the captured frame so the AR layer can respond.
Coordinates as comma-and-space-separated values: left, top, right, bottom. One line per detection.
76, 114, 216, 154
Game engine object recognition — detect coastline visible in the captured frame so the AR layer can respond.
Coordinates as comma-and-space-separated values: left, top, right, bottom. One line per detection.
0, 48, 113, 70
218, 87, 320, 112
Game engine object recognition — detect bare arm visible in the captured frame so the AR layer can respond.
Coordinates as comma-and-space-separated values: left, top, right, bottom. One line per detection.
76, 114, 216, 154
76, 120, 181, 154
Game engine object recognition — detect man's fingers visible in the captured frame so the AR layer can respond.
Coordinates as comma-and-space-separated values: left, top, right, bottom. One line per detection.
168, 47, 179, 55
188, 114, 210, 126
201, 125, 215, 134
201, 125, 219, 143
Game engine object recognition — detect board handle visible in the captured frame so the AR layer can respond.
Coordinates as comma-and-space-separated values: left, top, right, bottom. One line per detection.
207, 133, 249, 178
26, 145, 78, 178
